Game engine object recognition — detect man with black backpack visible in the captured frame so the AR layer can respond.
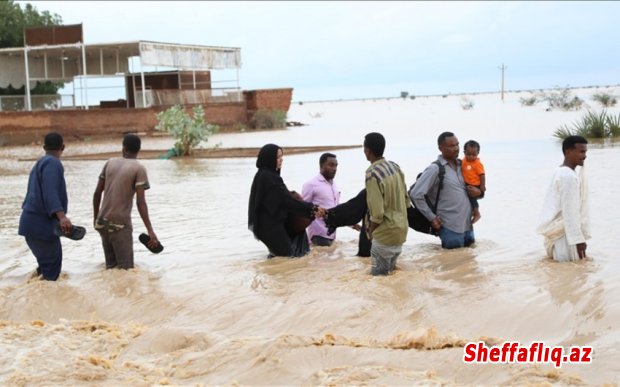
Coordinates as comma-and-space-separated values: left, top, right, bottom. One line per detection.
409, 131, 481, 249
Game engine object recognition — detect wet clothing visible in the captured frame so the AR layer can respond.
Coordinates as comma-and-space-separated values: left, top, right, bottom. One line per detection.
18, 155, 68, 280
96, 157, 150, 269
365, 157, 409, 276
25, 237, 63, 280
537, 165, 590, 261
439, 227, 475, 249
95, 157, 149, 231
411, 155, 474, 248
98, 227, 134, 269
302, 174, 340, 243
370, 240, 401, 276
365, 158, 410, 246
248, 144, 315, 257
311, 235, 334, 247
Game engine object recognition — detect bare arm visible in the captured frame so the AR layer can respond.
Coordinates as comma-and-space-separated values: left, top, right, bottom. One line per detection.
93, 178, 105, 227
136, 188, 159, 248
367, 220, 380, 240
466, 185, 482, 198
479, 174, 486, 193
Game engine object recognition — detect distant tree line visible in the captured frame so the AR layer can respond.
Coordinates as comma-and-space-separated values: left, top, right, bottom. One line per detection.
0, 0, 64, 96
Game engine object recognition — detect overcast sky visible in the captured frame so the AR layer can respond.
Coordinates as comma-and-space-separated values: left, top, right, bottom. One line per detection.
20, 1, 620, 101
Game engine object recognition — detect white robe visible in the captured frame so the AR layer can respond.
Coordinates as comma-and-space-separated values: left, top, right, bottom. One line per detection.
537, 165, 591, 261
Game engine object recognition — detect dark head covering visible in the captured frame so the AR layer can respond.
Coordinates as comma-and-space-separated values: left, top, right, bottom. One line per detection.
255, 143, 281, 173
248, 144, 284, 237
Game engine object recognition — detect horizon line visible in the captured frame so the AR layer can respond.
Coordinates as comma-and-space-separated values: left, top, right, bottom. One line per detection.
293, 83, 620, 105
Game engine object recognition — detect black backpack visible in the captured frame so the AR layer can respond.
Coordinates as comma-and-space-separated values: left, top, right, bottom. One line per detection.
407, 160, 445, 236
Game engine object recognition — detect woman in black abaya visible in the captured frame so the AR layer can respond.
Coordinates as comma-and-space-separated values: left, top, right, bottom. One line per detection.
248, 144, 319, 258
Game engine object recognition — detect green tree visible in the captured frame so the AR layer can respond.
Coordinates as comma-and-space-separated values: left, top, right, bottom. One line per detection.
155, 105, 219, 157
0, 0, 63, 95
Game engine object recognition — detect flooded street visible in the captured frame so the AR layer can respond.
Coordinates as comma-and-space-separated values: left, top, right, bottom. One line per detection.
1, 90, 619, 385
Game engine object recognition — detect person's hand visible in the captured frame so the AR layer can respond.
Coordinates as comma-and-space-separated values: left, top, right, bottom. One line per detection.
58, 216, 72, 234
147, 231, 159, 249
576, 242, 587, 259
314, 206, 327, 218
350, 224, 362, 231
470, 212, 481, 224
366, 222, 379, 241
466, 185, 482, 198
431, 216, 442, 230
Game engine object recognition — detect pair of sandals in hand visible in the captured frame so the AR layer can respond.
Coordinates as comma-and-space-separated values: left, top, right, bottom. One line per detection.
54, 224, 163, 254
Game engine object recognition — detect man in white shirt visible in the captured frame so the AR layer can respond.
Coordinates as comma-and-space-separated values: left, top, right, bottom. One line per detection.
537, 135, 590, 261
302, 153, 340, 246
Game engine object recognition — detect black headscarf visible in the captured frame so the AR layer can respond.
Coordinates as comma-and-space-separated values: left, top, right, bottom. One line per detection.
248, 144, 284, 237
255, 143, 281, 173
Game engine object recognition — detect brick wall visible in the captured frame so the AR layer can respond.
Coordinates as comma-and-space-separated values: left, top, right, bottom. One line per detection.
0, 88, 293, 146
244, 88, 293, 112
0, 102, 247, 146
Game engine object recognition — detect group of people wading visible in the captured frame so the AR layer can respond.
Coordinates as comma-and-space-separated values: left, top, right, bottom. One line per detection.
16, 130, 591, 280
247, 132, 591, 275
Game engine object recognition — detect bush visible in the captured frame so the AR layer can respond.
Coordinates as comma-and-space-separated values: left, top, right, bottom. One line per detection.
233, 122, 248, 132
460, 97, 474, 110
592, 92, 617, 107
541, 86, 584, 111
553, 125, 575, 140
249, 109, 287, 129
553, 110, 620, 139
400, 91, 409, 99
155, 105, 219, 156
607, 113, 620, 137
519, 94, 537, 106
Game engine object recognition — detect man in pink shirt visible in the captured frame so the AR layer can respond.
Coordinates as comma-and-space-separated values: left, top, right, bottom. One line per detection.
302, 153, 341, 246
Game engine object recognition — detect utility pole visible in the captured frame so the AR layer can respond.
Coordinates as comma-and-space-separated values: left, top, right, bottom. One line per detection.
499, 63, 507, 101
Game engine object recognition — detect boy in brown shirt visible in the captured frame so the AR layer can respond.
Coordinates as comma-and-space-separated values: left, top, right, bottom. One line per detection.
93, 134, 159, 269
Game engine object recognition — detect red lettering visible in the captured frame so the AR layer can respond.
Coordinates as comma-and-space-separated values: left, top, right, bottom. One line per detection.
476, 342, 488, 362
517, 347, 528, 362
580, 347, 593, 363
463, 343, 476, 362
508, 342, 518, 362
529, 342, 538, 362
463, 342, 593, 366
550, 347, 563, 368
489, 347, 500, 362
539, 344, 545, 362
569, 347, 580, 362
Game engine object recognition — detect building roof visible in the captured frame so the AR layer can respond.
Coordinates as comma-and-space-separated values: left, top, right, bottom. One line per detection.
0, 40, 242, 88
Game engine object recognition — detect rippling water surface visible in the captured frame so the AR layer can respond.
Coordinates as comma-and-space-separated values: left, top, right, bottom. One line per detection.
1, 91, 619, 385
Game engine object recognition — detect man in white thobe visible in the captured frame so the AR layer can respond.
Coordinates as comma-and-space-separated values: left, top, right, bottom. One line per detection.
537, 135, 590, 261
